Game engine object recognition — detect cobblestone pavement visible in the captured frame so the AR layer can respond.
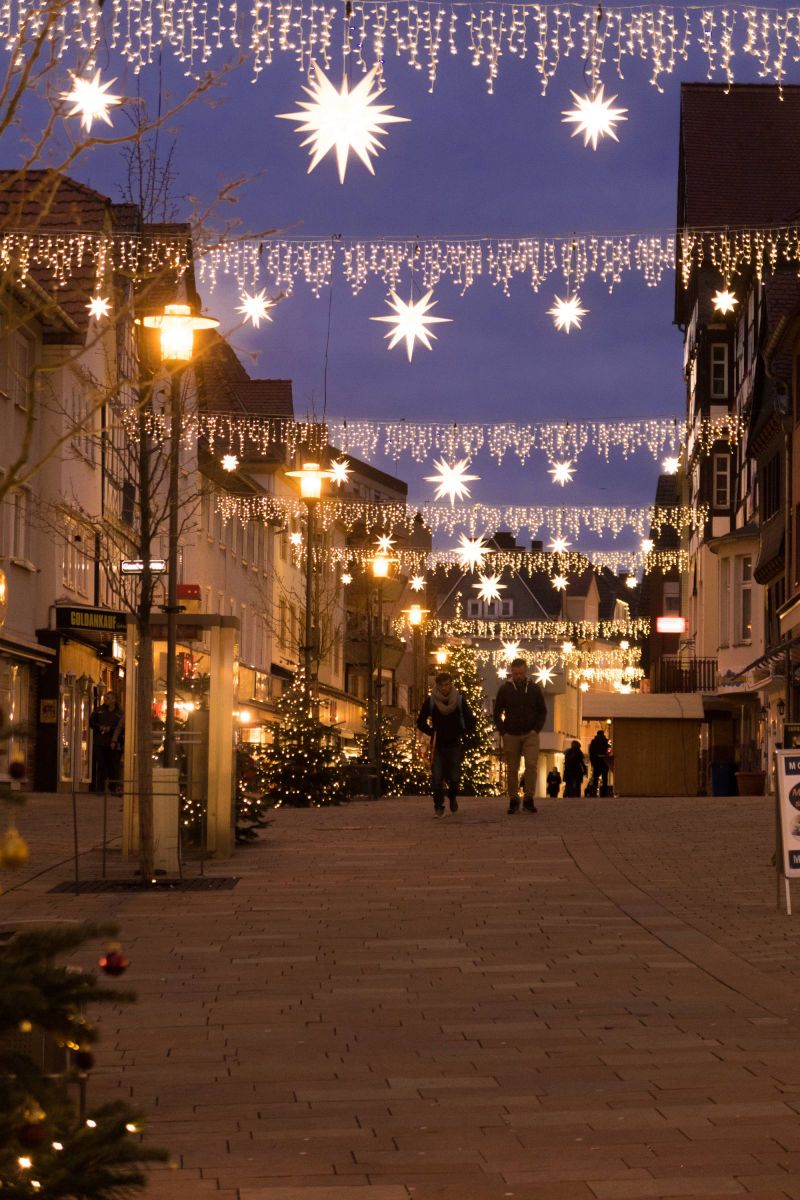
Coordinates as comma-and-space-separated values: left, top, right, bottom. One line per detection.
4, 790, 800, 1199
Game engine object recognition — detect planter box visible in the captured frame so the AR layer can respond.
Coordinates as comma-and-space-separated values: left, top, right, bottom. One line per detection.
735, 770, 766, 796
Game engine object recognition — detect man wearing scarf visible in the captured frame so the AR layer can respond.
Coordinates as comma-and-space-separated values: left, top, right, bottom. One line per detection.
493, 657, 547, 814
416, 671, 477, 817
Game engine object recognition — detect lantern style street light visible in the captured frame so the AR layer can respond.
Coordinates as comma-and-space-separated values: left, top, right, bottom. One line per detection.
366, 549, 398, 798
285, 462, 334, 698
402, 603, 430, 718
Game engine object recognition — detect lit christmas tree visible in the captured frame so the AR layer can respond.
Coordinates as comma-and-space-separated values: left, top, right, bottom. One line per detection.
243, 680, 349, 807
439, 639, 497, 795
353, 716, 430, 796
234, 746, 276, 841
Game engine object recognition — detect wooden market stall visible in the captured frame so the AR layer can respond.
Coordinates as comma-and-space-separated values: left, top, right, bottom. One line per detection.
581, 693, 704, 797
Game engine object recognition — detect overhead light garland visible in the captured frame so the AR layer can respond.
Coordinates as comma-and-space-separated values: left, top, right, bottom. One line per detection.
327, 542, 688, 577
25, 6, 800, 96
426, 615, 650, 641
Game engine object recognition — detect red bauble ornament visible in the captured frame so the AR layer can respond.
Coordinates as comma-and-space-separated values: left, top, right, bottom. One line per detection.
75, 1049, 95, 1071
17, 1124, 46, 1149
99, 946, 129, 976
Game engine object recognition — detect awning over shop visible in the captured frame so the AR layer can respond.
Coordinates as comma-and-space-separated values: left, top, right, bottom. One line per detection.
733, 633, 800, 681
581, 693, 704, 720
0, 634, 56, 666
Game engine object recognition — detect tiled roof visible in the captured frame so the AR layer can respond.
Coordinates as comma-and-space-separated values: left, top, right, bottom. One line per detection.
679, 84, 800, 228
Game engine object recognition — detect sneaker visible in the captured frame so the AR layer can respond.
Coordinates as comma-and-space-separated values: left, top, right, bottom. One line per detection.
449, 797, 459, 813
507, 798, 520, 814
522, 797, 537, 813
434, 807, 445, 818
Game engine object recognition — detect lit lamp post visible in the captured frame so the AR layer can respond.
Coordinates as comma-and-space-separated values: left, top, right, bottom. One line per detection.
138, 302, 218, 768
285, 462, 333, 700
367, 550, 398, 799
402, 603, 429, 718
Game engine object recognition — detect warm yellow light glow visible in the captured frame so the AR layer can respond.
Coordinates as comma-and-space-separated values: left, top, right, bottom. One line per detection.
620, 640, 629, 650
221, 454, 239, 472
562, 85, 628, 149
456, 534, 488, 571
550, 536, 571, 553
641, 538, 654, 553
289, 531, 303, 546
375, 534, 395, 554
330, 458, 351, 486
404, 604, 429, 626
501, 640, 520, 662
662, 456, 679, 474
286, 461, 334, 499
435, 646, 449, 664
341, 573, 352, 585
238, 710, 251, 723
372, 289, 452, 360
626, 575, 638, 589
562, 641, 574, 655
139, 303, 219, 363
580, 680, 590, 692
371, 554, 390, 578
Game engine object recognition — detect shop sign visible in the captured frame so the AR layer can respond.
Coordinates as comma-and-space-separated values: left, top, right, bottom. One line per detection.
775, 750, 800, 876
55, 606, 127, 634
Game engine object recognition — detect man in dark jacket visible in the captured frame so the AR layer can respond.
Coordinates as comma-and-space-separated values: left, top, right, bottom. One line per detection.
493, 658, 547, 814
416, 671, 476, 817
89, 690, 124, 793
588, 727, 612, 796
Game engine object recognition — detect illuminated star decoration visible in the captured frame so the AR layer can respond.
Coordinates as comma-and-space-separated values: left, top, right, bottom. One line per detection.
425, 457, 480, 505
375, 534, 395, 554
276, 63, 409, 184
535, 665, 556, 686
625, 575, 638, 589
341, 573, 353, 585
552, 575, 568, 591
60, 69, 123, 131
501, 640, 520, 662
712, 289, 738, 314
371, 290, 452, 361
549, 460, 575, 486
474, 573, 506, 603
236, 289, 274, 327
86, 295, 111, 319
561, 85, 628, 150
550, 536, 571, 554
410, 575, 425, 591
290, 532, 303, 546
547, 293, 588, 333
641, 538, 654, 553
221, 454, 239, 472
330, 458, 351, 486
456, 534, 488, 571
662, 456, 680, 474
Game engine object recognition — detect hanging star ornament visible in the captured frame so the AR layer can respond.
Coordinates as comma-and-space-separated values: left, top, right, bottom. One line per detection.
375, 534, 395, 554
552, 575, 568, 591
547, 293, 588, 333
712, 288, 738, 314
474, 573, 506, 603
535, 665, 556, 686
410, 575, 425, 591
549, 460, 575, 486
341, 573, 353, 585
86, 295, 111, 319
60, 69, 123, 131
662, 456, 680, 474
456, 534, 488, 571
221, 454, 239, 472
277, 63, 409, 183
561, 85, 628, 149
425, 457, 480, 505
330, 458, 351, 486
236, 289, 274, 327
549, 536, 571, 554
371, 289, 452, 361
501, 640, 521, 662
289, 532, 303, 546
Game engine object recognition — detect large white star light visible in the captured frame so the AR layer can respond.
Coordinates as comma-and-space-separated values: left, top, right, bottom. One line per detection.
375, 534, 395, 554
410, 575, 425, 592
548, 293, 588, 333
425, 458, 480, 505
237, 289, 275, 327
549, 460, 575, 486
562, 85, 628, 150
474, 573, 506, 603
60, 70, 122, 131
371, 290, 452, 361
330, 458, 351, 486
87, 295, 111, 319
552, 575, 568, 591
535, 665, 556, 686
277, 64, 409, 183
501, 640, 521, 662
712, 288, 738, 314
456, 534, 488, 571
550, 536, 571, 554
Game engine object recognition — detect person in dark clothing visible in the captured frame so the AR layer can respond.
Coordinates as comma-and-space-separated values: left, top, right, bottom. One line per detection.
563, 739, 588, 797
493, 658, 547, 814
416, 671, 476, 817
588, 727, 612, 796
546, 766, 562, 798
89, 691, 124, 793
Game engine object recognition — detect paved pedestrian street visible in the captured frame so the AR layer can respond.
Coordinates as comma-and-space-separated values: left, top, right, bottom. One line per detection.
4, 791, 800, 1199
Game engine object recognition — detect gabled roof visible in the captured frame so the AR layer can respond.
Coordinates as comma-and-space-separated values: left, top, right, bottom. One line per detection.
678, 83, 800, 229
194, 330, 294, 418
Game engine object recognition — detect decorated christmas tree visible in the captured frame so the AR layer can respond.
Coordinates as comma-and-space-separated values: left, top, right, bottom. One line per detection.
243, 680, 349, 807
234, 746, 277, 842
0, 921, 167, 1199
441, 640, 497, 795
355, 716, 430, 797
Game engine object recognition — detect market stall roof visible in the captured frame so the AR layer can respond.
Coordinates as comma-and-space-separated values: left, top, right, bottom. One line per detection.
581, 694, 704, 720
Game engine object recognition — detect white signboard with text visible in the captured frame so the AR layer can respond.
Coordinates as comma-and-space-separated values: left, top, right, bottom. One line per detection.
775, 750, 800, 878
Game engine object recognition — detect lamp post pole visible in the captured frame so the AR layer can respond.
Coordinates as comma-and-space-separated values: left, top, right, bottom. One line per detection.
303, 497, 316, 700
376, 578, 384, 796
164, 373, 182, 769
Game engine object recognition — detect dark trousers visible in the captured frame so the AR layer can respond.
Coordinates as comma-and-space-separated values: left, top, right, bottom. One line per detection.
93, 745, 121, 792
431, 742, 463, 809
589, 757, 610, 795
563, 775, 583, 797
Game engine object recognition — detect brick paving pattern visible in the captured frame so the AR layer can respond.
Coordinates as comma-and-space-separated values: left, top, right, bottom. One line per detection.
3, 791, 800, 1199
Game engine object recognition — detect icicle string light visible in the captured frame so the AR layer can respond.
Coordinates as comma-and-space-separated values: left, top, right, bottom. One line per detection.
8, 3, 800, 93
426, 615, 651, 640
330, 544, 689, 576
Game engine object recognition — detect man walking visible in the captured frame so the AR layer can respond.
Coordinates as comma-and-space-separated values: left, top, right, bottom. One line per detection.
494, 658, 547, 814
417, 671, 476, 817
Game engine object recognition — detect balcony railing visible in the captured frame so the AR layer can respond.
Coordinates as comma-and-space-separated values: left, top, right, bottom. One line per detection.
653, 656, 718, 693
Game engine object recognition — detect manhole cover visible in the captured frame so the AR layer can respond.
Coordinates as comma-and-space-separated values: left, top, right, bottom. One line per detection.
49, 877, 238, 893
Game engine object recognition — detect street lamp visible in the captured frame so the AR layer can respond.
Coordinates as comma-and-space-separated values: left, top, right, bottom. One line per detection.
367, 550, 398, 798
285, 462, 334, 699
402, 603, 430, 719
136, 301, 218, 770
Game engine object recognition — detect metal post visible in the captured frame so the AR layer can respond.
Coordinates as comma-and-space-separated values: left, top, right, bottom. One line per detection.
365, 588, 376, 799
164, 371, 181, 769
303, 499, 315, 697
376, 579, 383, 799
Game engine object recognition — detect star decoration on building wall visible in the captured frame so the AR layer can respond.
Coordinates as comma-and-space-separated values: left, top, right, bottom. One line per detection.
277, 63, 409, 183
221, 454, 239, 472
561, 85, 628, 149
330, 458, 351, 486
456, 534, 488, 571
548, 460, 575, 486
236, 288, 274, 327
473, 573, 506, 603
410, 575, 425, 591
425, 457, 480, 505
60, 70, 123, 131
86, 295, 111, 319
712, 288, 738, 314
662, 456, 679, 474
549, 536, 571, 553
552, 575, 568, 591
501, 640, 520, 662
535, 665, 556, 686
547, 293, 588, 333
375, 534, 395, 554
371, 289, 452, 360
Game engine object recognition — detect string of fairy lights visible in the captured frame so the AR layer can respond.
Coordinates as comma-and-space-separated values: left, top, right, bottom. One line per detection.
13, 2, 800, 95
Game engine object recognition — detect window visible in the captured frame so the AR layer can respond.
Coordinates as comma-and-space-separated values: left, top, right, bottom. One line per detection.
6, 489, 30, 562
710, 343, 728, 399
62, 521, 90, 597
279, 600, 288, 649
735, 555, 752, 643
718, 559, 730, 647
663, 580, 681, 616
0, 325, 34, 408
467, 599, 480, 617
713, 453, 730, 509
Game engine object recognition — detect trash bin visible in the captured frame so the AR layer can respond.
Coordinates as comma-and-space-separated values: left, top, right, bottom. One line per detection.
710, 761, 737, 796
